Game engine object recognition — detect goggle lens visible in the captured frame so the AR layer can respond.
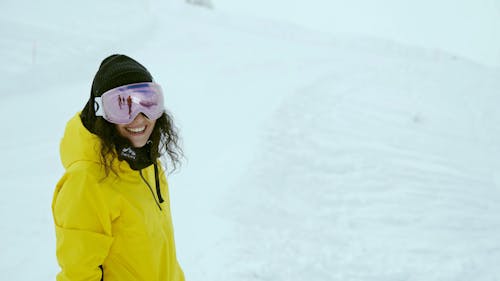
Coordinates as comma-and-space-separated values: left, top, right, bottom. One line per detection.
95, 82, 165, 124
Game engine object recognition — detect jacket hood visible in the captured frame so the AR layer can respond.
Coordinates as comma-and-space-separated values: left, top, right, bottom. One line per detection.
60, 112, 103, 169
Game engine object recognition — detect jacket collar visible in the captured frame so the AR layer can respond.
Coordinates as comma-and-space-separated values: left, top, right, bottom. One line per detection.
60, 112, 152, 173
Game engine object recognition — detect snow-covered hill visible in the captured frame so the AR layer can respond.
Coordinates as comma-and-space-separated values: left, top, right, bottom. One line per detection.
221, 53, 500, 280
1, 1, 499, 280
214, 0, 500, 68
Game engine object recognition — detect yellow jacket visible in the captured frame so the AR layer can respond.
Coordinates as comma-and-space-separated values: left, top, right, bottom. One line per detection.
52, 113, 185, 281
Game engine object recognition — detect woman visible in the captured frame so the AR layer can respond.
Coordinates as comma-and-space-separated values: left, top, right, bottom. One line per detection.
52, 54, 185, 281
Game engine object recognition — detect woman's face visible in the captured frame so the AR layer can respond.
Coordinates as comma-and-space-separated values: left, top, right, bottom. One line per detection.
115, 113, 156, 147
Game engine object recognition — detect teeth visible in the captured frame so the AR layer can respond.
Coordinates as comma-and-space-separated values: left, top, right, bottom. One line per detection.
126, 126, 145, 133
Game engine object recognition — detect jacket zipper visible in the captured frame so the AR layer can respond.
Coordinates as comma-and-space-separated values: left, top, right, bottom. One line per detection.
139, 170, 163, 211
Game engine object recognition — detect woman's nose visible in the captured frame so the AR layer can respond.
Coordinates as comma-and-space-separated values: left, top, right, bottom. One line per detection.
131, 113, 147, 123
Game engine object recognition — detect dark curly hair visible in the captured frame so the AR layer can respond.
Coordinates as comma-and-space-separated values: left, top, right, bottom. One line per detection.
80, 54, 183, 176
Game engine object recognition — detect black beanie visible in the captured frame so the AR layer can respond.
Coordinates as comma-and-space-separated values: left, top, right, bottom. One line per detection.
81, 54, 153, 132
91, 54, 153, 97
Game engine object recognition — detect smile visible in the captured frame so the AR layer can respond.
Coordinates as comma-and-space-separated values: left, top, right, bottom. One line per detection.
126, 126, 146, 134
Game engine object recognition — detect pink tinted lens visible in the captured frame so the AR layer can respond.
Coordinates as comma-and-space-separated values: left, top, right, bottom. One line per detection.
101, 82, 165, 124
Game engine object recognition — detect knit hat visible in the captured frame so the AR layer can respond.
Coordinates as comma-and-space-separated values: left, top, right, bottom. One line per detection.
81, 54, 153, 132
91, 54, 153, 97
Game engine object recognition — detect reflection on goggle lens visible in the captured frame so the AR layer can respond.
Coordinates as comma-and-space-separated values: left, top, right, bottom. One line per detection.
94, 82, 165, 124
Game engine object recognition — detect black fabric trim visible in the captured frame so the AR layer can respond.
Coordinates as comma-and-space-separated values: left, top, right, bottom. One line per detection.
117, 142, 154, 171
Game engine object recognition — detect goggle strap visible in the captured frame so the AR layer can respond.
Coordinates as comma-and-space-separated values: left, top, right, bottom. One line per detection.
94, 97, 105, 117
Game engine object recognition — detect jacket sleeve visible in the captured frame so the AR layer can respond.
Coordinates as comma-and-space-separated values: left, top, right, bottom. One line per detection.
52, 166, 117, 281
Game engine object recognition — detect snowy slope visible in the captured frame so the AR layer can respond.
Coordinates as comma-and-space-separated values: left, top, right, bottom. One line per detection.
213, 0, 500, 68
221, 56, 500, 280
1, 1, 500, 281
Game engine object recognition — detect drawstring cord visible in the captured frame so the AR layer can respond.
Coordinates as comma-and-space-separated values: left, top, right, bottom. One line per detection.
154, 163, 164, 203
139, 164, 164, 210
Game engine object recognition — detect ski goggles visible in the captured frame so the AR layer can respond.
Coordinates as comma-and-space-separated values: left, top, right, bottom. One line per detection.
94, 82, 165, 124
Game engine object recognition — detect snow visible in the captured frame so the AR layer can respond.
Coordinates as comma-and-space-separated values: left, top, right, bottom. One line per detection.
213, 0, 500, 68
1, 1, 500, 280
